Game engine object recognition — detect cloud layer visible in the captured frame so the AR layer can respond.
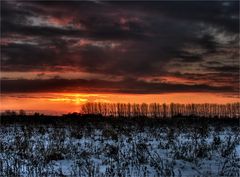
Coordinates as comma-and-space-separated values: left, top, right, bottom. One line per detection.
1, 1, 239, 96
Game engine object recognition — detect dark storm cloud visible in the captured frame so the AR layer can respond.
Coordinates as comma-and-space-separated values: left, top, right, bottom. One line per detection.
173, 51, 202, 63
1, 1, 239, 95
1, 1, 147, 40
206, 65, 239, 73
0, 78, 234, 94
171, 72, 238, 87
138, 1, 239, 33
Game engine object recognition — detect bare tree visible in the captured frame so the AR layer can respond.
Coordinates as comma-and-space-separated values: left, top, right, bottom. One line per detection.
80, 102, 240, 118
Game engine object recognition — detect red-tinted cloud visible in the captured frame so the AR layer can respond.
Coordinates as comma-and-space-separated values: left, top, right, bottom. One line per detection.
1, 1, 239, 96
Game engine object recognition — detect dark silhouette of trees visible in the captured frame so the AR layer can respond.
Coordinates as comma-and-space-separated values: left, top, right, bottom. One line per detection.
1, 110, 17, 116
19, 110, 26, 116
80, 102, 240, 118
1, 103, 239, 124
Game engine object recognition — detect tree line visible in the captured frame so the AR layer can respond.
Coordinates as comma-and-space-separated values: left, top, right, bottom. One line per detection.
80, 102, 240, 118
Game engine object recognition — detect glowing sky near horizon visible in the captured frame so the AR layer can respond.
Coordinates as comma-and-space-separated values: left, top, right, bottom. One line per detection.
0, 1, 239, 114
1, 93, 239, 114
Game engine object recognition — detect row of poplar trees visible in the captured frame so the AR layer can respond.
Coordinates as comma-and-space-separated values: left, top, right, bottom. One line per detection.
80, 102, 239, 118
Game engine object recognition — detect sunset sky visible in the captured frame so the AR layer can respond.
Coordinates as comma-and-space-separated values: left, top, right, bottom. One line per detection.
1, 1, 239, 114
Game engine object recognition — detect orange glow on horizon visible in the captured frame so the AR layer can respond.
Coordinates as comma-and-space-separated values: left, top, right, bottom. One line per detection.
0, 92, 239, 115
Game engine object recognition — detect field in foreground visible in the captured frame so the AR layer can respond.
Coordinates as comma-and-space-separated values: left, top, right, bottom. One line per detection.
0, 116, 239, 177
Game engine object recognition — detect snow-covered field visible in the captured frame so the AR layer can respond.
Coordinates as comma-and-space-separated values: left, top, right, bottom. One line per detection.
0, 121, 239, 177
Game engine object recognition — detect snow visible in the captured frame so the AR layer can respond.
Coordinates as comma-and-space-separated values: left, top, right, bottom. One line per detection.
0, 123, 239, 177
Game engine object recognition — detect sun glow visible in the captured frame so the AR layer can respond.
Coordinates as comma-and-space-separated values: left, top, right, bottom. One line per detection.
57, 93, 107, 98
47, 93, 109, 104
48, 95, 88, 104
1, 92, 239, 115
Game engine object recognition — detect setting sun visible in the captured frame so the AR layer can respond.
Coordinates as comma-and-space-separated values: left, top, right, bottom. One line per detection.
0, 1, 239, 176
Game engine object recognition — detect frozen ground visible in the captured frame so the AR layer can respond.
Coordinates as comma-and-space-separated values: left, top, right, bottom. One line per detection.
0, 120, 239, 177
